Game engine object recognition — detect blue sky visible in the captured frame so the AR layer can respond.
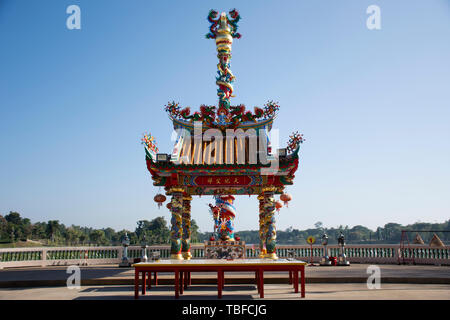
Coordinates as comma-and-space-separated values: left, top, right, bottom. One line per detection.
0, 0, 449, 233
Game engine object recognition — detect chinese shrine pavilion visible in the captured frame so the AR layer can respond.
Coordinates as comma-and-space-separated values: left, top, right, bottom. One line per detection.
142, 9, 304, 260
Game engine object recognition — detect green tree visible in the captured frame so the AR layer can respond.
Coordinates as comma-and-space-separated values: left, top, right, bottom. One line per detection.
5, 212, 22, 225
46, 220, 61, 243
314, 221, 323, 230
89, 230, 107, 246
0, 215, 8, 241
191, 219, 200, 243
135, 217, 170, 244
383, 223, 402, 242
79, 233, 87, 245
21, 218, 32, 240
65, 227, 82, 245
103, 227, 117, 244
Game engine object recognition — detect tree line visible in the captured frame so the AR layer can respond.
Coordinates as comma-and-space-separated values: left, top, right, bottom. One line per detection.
233, 221, 450, 245
0, 211, 198, 247
0, 211, 448, 246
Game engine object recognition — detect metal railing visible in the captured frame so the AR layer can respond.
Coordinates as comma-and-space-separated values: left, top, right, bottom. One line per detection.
0, 244, 448, 269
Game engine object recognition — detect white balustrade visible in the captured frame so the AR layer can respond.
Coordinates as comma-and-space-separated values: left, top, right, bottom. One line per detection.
0, 244, 448, 269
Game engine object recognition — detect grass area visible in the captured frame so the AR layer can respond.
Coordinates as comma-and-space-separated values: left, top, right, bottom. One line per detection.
0, 240, 45, 248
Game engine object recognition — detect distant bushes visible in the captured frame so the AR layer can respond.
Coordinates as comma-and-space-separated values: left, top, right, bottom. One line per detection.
0, 211, 448, 246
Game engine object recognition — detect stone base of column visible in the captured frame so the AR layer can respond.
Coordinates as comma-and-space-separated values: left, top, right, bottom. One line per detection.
258, 248, 267, 259
170, 253, 184, 260
265, 252, 279, 260
119, 258, 131, 267
182, 252, 192, 260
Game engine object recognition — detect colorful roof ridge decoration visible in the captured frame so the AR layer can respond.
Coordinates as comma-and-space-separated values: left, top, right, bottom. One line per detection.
165, 101, 281, 130
287, 131, 304, 153
141, 132, 158, 154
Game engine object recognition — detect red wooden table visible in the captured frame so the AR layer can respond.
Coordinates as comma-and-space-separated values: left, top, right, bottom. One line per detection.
133, 259, 307, 299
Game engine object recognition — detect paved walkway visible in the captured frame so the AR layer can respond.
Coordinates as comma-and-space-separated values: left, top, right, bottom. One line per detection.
1, 264, 449, 300
0, 283, 449, 300
1, 264, 449, 287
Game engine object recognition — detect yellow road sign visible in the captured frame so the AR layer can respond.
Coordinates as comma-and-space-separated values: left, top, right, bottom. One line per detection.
307, 236, 315, 244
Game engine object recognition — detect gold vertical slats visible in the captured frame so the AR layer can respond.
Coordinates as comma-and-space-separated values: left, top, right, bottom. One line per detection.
193, 138, 203, 165
180, 136, 191, 164
206, 141, 212, 165
236, 137, 239, 164
237, 136, 244, 164
191, 138, 197, 164
216, 137, 223, 164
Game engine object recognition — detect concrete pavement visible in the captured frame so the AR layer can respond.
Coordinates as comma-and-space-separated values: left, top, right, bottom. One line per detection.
0, 263, 449, 300
0, 283, 449, 300
0, 263, 449, 287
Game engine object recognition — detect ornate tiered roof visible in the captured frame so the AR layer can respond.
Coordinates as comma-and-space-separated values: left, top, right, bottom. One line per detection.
142, 9, 303, 196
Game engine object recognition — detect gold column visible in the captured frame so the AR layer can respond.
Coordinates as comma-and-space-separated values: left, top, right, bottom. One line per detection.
257, 194, 267, 258
168, 187, 184, 260
262, 186, 278, 260
181, 195, 193, 260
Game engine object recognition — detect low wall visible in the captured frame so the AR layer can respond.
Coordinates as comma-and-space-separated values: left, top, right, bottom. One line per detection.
0, 244, 449, 269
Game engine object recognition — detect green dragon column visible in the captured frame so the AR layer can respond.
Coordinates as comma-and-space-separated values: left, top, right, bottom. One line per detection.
263, 187, 278, 259
181, 195, 192, 260
169, 188, 184, 260
206, 9, 241, 113
258, 194, 267, 258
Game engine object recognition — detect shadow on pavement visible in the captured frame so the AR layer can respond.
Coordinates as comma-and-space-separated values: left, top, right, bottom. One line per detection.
81, 284, 258, 293
74, 293, 255, 300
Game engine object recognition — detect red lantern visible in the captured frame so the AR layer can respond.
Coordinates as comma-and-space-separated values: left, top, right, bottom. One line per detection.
154, 194, 166, 209
166, 202, 172, 210
280, 193, 292, 207
275, 200, 283, 212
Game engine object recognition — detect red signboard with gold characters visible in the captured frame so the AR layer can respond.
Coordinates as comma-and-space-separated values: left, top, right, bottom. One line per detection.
194, 175, 252, 186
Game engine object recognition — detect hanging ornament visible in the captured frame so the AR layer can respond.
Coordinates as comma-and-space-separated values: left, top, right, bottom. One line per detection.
154, 194, 166, 209
275, 200, 283, 213
280, 193, 292, 207
166, 202, 172, 210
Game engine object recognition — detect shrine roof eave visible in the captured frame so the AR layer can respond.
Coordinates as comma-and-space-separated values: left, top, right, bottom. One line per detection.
144, 143, 300, 167
145, 158, 299, 193
146, 157, 298, 175
144, 145, 300, 192
144, 144, 300, 173
145, 155, 299, 175
166, 185, 288, 196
